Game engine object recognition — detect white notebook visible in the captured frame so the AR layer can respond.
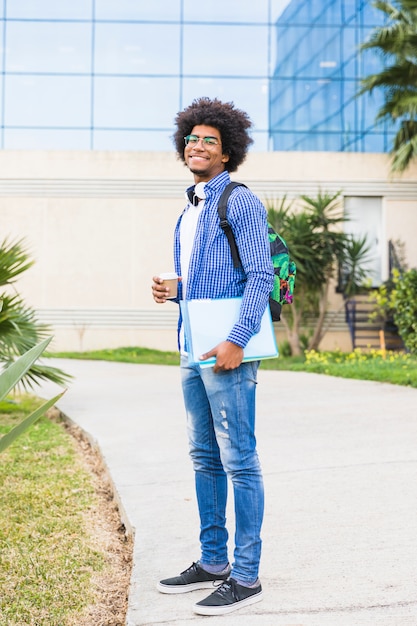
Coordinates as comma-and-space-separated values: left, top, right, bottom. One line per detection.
180, 297, 278, 368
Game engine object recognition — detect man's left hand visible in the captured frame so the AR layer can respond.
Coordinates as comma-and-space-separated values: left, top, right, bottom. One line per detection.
200, 341, 244, 373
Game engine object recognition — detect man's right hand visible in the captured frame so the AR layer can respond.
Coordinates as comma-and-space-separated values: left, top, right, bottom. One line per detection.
152, 276, 174, 303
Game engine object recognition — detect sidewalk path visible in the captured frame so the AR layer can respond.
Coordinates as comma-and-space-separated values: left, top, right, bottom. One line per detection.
37, 359, 417, 626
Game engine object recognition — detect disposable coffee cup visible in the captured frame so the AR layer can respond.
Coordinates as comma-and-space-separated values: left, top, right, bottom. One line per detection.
159, 272, 178, 299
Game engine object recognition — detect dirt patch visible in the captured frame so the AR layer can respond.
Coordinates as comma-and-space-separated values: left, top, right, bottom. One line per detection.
49, 409, 134, 626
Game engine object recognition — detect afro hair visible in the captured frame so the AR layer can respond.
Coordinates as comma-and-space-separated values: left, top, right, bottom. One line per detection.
173, 97, 253, 172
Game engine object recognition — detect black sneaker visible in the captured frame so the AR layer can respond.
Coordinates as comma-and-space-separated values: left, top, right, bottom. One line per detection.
193, 578, 263, 615
157, 561, 231, 594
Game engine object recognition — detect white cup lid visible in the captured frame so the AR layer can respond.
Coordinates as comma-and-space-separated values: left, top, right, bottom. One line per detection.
159, 272, 178, 280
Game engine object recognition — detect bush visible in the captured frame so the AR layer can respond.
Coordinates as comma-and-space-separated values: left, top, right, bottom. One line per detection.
0, 338, 65, 454
0, 237, 70, 388
392, 268, 417, 354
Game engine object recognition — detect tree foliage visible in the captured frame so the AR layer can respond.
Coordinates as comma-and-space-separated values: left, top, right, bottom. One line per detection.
370, 266, 417, 353
360, 0, 417, 172
0, 237, 70, 388
267, 192, 372, 355
391, 268, 417, 353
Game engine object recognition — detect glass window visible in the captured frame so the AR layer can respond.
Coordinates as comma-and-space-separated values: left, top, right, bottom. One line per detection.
5, 75, 91, 126
320, 0, 342, 26
270, 130, 291, 150
342, 134, 359, 151
274, 26, 309, 77
362, 132, 386, 152
292, 81, 342, 132
342, 95, 358, 131
319, 32, 340, 74
342, 0, 358, 24
341, 26, 358, 79
289, 132, 303, 150
362, 3, 386, 27
0, 1, 393, 154
277, 0, 309, 25
342, 79, 358, 104
360, 45, 384, 78
183, 0, 268, 23
93, 76, 179, 127
274, 26, 342, 79
299, 132, 342, 151
95, 0, 180, 21
182, 77, 269, 131
7, 0, 92, 19
388, 116, 401, 133
362, 89, 385, 127
183, 25, 268, 76
316, 31, 342, 79
6, 22, 92, 73
314, 108, 344, 133
271, 0, 294, 23
343, 53, 358, 80
270, 78, 299, 126
385, 131, 396, 151
94, 23, 180, 75
93, 129, 174, 151
4, 128, 91, 149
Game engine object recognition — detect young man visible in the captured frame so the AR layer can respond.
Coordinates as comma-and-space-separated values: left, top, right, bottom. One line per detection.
151, 97, 274, 616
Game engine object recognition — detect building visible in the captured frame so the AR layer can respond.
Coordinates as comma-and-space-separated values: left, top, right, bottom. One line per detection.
1, 1, 386, 154
270, 0, 391, 151
0, 1, 415, 354
0, 1, 284, 152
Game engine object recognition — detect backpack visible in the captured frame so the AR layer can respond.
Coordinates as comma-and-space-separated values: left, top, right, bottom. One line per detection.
217, 182, 296, 322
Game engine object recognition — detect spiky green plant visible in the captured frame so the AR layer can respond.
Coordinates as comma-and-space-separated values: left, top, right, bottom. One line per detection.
0, 337, 65, 454
0, 237, 70, 388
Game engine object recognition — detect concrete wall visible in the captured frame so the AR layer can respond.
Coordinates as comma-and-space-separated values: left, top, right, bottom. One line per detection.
1, 150, 416, 353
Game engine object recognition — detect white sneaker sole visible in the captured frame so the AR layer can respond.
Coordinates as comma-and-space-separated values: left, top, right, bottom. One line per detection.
193, 590, 263, 615
156, 580, 226, 594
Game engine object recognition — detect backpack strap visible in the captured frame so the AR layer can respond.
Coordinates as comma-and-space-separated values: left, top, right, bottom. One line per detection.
217, 182, 247, 269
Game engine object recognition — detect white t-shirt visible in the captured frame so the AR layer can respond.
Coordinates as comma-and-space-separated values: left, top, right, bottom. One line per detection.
179, 182, 205, 352
180, 201, 204, 299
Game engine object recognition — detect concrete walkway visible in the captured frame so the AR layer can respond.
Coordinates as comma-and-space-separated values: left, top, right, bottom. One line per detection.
36, 359, 417, 626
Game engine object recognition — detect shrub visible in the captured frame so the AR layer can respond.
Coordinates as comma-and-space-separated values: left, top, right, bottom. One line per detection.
392, 268, 417, 354
0, 338, 65, 454
0, 237, 70, 388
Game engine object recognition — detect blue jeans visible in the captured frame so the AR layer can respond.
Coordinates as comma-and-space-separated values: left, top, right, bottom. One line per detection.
180, 356, 264, 585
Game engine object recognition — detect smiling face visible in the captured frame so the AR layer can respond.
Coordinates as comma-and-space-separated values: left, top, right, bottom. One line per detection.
184, 124, 230, 183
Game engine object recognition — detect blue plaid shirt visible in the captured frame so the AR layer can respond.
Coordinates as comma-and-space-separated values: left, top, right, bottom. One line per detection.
174, 170, 274, 348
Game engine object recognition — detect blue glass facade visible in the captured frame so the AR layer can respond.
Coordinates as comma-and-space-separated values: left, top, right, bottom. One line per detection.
0, 0, 388, 152
270, 0, 392, 151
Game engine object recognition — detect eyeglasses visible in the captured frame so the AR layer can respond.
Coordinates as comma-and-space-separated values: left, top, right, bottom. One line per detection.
184, 134, 220, 147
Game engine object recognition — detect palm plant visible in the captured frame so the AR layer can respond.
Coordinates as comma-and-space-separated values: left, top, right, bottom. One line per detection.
338, 235, 373, 299
0, 337, 65, 454
0, 237, 70, 388
267, 191, 372, 354
359, 0, 417, 172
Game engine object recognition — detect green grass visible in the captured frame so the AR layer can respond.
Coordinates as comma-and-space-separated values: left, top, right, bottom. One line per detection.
0, 396, 105, 626
49, 345, 180, 366
48, 346, 417, 387
261, 349, 417, 388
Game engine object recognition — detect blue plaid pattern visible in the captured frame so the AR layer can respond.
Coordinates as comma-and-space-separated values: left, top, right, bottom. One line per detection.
173, 171, 274, 349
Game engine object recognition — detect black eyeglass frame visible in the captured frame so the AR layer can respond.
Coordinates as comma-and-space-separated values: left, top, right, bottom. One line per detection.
184, 134, 220, 146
